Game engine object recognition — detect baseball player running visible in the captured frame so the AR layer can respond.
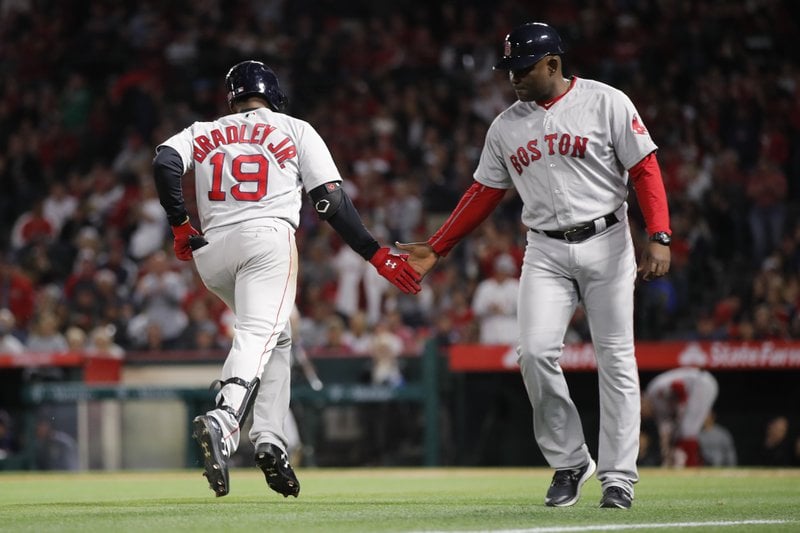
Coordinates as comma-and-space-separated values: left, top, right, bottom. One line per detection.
152, 60, 420, 497
399, 22, 671, 509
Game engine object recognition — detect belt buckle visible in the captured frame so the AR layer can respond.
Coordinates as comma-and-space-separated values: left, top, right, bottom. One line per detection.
564, 223, 595, 243
563, 226, 583, 243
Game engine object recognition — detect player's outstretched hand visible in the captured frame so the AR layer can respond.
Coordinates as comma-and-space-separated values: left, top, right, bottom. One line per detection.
395, 241, 440, 280
369, 247, 422, 294
172, 220, 202, 261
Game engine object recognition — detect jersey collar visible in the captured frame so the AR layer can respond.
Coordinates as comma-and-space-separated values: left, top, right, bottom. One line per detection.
536, 76, 577, 110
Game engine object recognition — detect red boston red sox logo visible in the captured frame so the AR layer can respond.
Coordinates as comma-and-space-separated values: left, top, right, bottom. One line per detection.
631, 114, 648, 135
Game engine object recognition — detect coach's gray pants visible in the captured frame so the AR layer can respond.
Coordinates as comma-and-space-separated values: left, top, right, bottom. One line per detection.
517, 218, 639, 496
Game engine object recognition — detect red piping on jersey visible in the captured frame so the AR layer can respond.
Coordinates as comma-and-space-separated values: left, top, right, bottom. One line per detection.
629, 152, 671, 235
537, 76, 577, 110
428, 182, 506, 256
256, 226, 295, 371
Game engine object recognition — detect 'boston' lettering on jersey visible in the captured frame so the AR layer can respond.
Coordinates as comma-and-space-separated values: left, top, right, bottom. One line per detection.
509, 132, 589, 175
193, 122, 297, 168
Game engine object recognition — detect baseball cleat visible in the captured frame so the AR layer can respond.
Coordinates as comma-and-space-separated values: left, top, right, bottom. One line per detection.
192, 415, 230, 497
255, 443, 300, 498
544, 457, 596, 507
599, 486, 632, 509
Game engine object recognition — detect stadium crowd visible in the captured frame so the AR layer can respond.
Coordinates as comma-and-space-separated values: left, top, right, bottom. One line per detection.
1, 0, 799, 465
2, 0, 799, 353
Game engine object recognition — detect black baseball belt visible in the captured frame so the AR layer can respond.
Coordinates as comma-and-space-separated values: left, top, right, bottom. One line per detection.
530, 212, 619, 243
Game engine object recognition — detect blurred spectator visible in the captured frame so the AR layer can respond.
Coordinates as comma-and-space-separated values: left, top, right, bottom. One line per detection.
86, 325, 125, 359
63, 249, 103, 332
84, 163, 124, 227
746, 156, 787, 265
698, 411, 737, 467
10, 198, 55, 252
368, 324, 404, 388
33, 417, 78, 471
297, 298, 337, 350
25, 311, 68, 353
757, 415, 795, 466
127, 177, 168, 261
97, 239, 138, 297
382, 308, 419, 354
127, 251, 188, 349
0, 409, 18, 460
642, 367, 719, 467
332, 244, 368, 322
384, 179, 423, 244
343, 310, 374, 355
179, 299, 225, 352
471, 253, 519, 345
316, 315, 353, 355
0, 308, 24, 355
331, 238, 393, 327
0, 253, 35, 332
64, 326, 87, 352
441, 288, 477, 344
42, 181, 78, 234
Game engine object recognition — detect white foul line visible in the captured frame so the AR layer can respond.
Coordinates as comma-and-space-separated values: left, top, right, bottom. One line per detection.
413, 519, 792, 533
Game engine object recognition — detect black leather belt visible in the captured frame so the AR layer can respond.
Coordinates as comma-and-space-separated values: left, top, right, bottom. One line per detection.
531, 213, 619, 243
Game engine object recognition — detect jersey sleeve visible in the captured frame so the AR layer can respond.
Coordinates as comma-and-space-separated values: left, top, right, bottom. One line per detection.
608, 90, 658, 171
156, 127, 197, 174
473, 121, 514, 189
295, 122, 343, 192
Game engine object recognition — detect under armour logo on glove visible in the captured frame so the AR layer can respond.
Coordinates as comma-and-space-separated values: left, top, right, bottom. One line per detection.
369, 247, 422, 294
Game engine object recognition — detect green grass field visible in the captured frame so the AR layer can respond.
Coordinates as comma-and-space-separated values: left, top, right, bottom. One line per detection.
1, 467, 799, 532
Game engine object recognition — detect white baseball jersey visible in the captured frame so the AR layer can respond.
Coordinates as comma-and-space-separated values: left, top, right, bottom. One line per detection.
157, 107, 341, 232
474, 77, 657, 230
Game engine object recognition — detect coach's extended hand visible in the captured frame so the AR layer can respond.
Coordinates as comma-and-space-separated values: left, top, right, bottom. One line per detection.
395, 242, 440, 280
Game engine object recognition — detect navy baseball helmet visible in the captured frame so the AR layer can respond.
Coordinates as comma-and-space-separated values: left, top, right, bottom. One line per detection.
225, 60, 288, 111
494, 22, 565, 71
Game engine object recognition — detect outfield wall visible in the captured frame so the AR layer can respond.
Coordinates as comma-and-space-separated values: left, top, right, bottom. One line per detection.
1, 340, 798, 469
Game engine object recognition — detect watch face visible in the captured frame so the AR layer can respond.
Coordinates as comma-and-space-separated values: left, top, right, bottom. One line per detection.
652, 232, 671, 245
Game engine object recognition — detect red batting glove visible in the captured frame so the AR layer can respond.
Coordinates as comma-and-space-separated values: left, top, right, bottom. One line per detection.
172, 220, 201, 261
369, 247, 422, 294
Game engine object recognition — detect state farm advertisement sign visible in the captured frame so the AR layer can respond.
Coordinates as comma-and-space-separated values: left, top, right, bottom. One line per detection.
448, 341, 800, 372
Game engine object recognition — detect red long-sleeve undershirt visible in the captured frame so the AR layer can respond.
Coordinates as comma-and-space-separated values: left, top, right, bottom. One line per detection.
427, 182, 506, 256
629, 151, 671, 236
428, 152, 670, 257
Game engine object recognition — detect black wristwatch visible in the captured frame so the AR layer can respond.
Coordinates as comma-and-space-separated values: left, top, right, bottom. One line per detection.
650, 231, 671, 246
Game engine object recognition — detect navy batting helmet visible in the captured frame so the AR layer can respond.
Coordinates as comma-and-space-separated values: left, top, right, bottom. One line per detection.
494, 22, 565, 71
225, 60, 288, 112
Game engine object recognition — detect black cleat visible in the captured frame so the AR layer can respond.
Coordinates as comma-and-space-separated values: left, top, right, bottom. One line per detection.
192, 415, 229, 497
600, 486, 632, 509
255, 443, 300, 498
545, 458, 596, 507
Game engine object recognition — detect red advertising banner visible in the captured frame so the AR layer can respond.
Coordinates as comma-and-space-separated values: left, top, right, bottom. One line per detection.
448, 341, 800, 372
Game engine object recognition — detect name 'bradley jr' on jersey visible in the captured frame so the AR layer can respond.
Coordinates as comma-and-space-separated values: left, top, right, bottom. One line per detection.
192, 122, 297, 167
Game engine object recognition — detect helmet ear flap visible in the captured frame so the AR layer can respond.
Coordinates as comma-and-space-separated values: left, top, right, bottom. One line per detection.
265, 84, 288, 112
